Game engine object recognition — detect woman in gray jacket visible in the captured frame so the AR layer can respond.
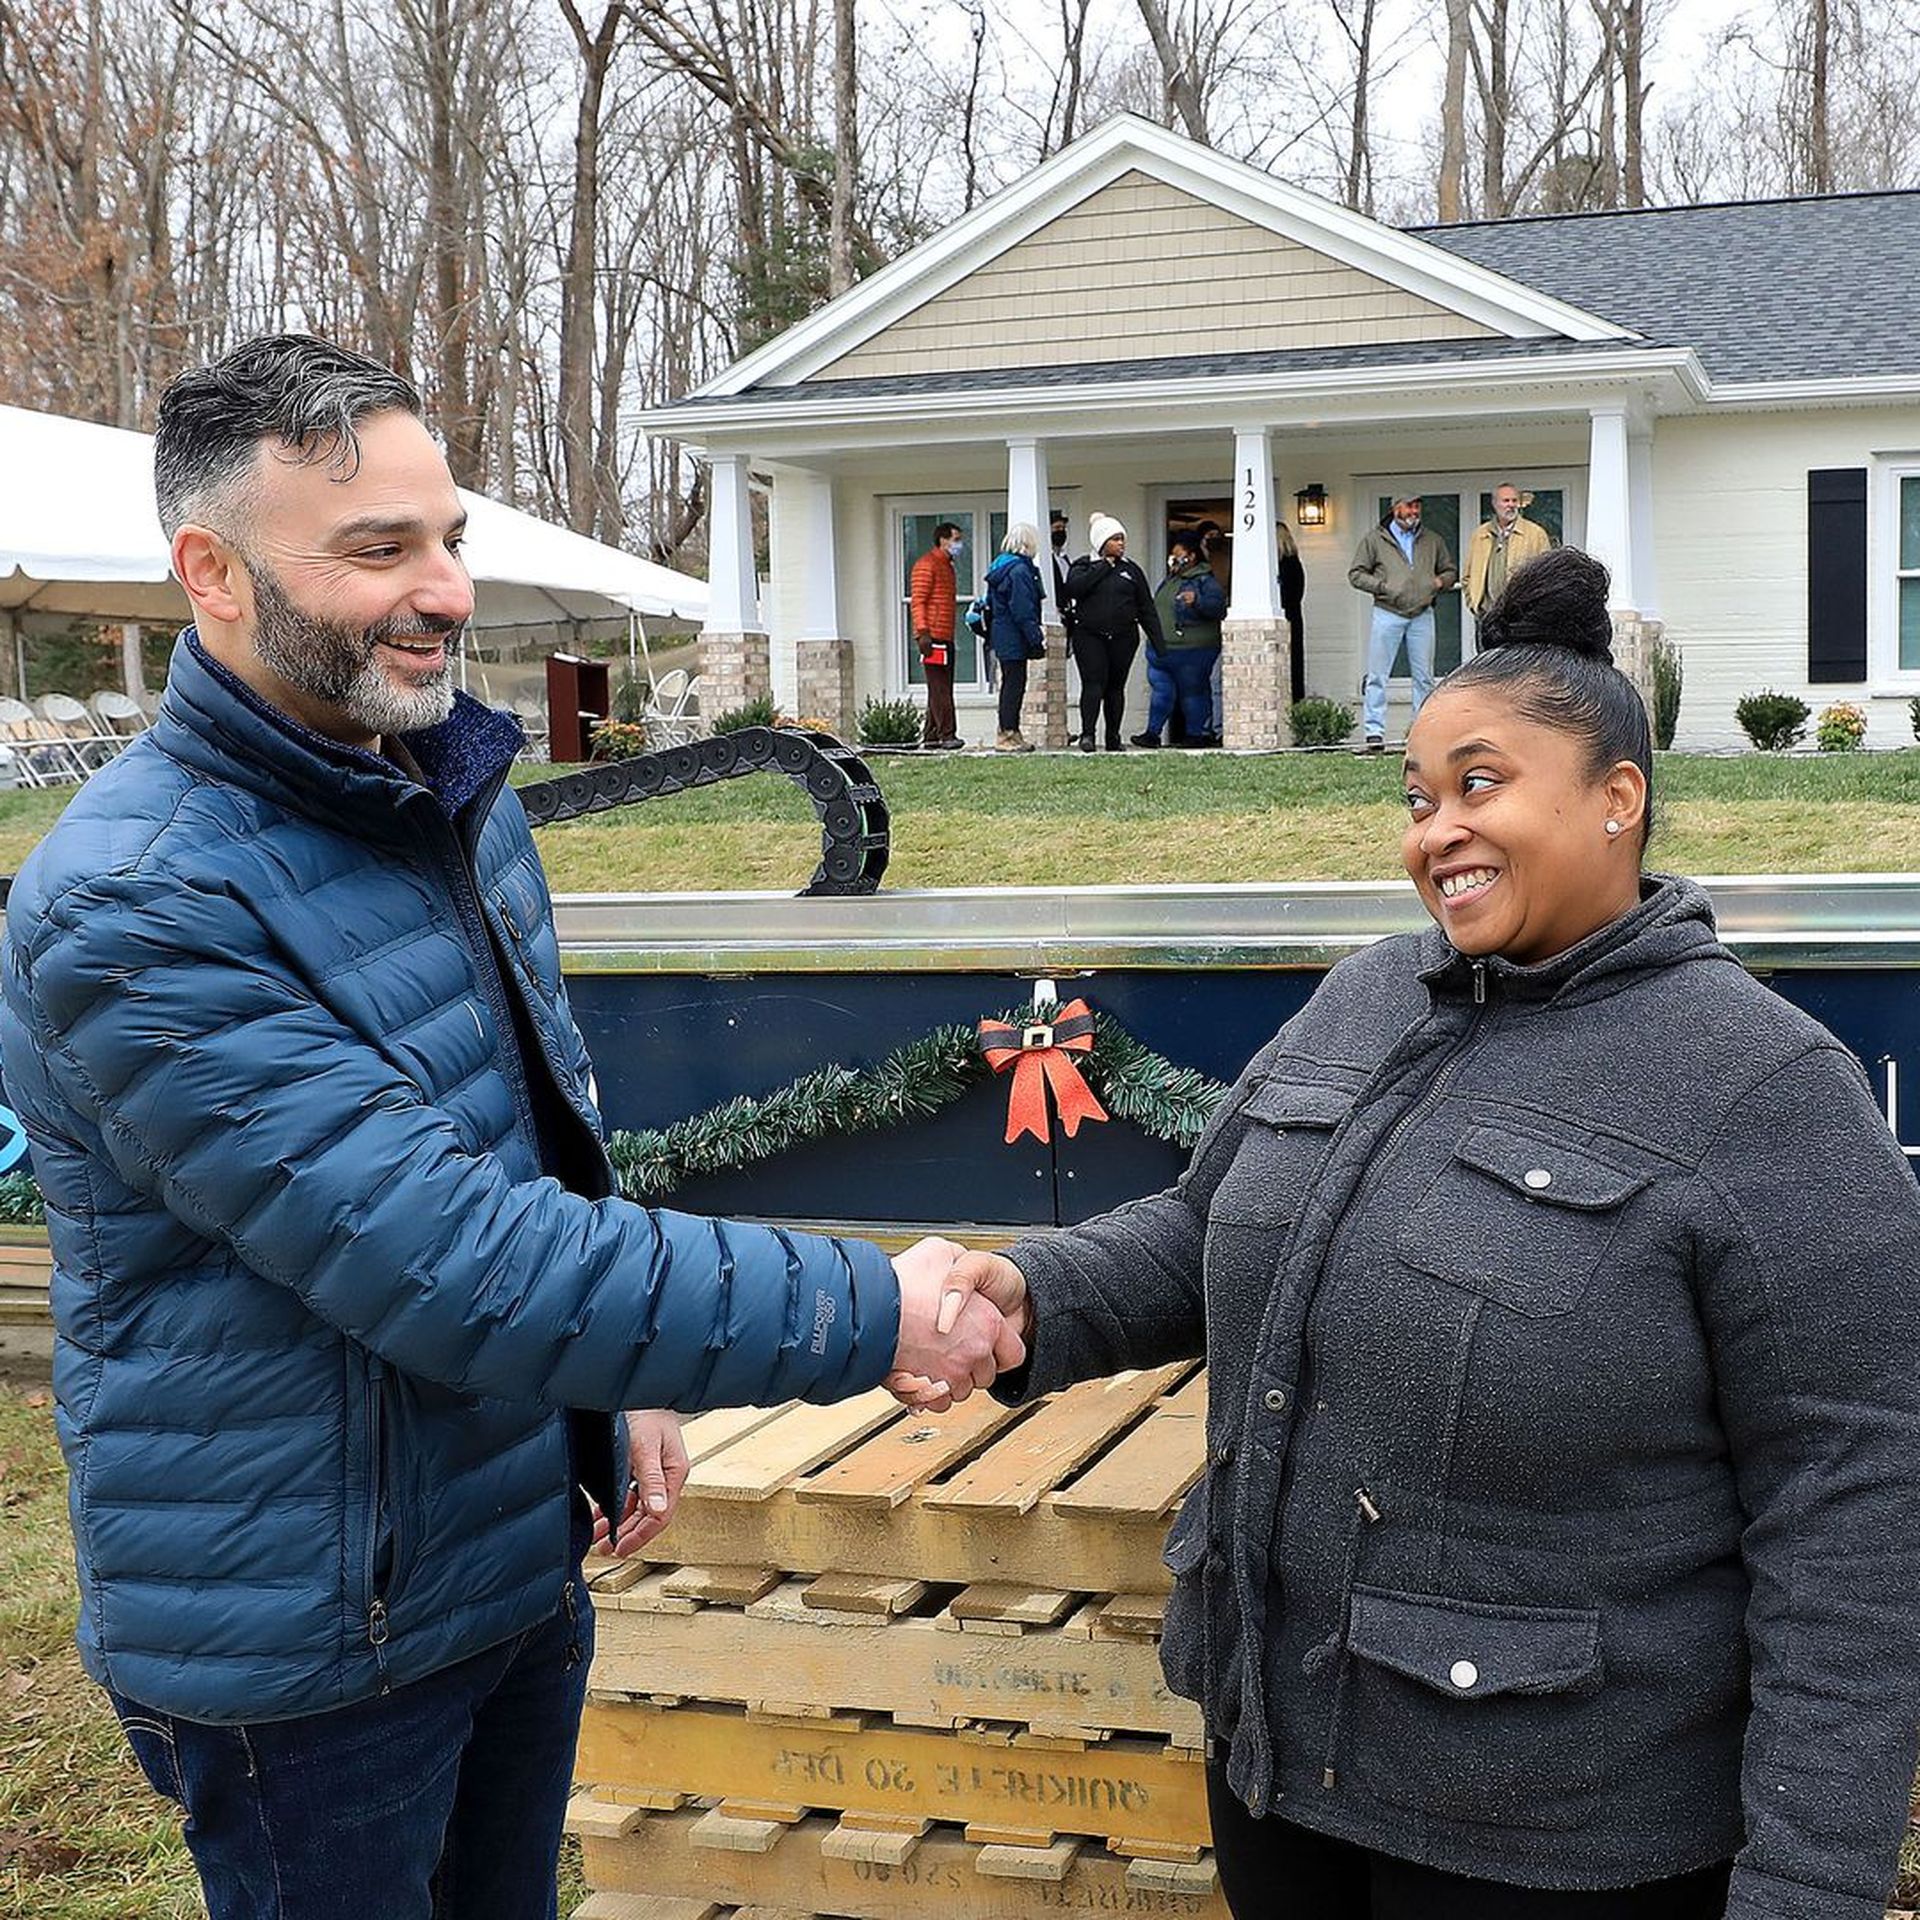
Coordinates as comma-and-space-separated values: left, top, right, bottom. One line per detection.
911, 548, 1920, 1918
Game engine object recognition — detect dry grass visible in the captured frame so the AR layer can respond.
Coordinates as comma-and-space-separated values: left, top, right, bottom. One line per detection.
0, 1385, 585, 1918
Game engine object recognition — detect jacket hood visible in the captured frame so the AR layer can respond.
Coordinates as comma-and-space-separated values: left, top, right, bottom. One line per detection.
153, 629, 524, 845
1417, 872, 1733, 1008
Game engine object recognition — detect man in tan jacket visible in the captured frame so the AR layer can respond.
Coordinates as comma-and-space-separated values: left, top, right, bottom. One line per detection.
1464, 483, 1554, 630
1348, 493, 1457, 749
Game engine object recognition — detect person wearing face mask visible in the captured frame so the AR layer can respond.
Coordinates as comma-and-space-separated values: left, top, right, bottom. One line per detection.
1464, 483, 1553, 642
1135, 531, 1225, 749
910, 521, 967, 750
1049, 511, 1078, 641
1063, 513, 1164, 752
919, 545, 1920, 1920
1349, 493, 1457, 751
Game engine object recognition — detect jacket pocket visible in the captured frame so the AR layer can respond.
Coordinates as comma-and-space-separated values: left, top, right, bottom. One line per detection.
1339, 1586, 1606, 1829
1158, 1476, 1211, 1702
1397, 1123, 1653, 1317
1204, 1080, 1350, 1288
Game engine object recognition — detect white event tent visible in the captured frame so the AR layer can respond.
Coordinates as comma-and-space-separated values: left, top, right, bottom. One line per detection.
0, 404, 706, 648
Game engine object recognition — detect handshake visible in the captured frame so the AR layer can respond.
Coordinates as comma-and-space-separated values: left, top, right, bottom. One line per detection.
884, 1237, 1032, 1412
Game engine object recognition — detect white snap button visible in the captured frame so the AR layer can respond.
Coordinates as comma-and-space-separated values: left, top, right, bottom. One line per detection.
1523, 1168, 1552, 1190
1449, 1659, 1480, 1690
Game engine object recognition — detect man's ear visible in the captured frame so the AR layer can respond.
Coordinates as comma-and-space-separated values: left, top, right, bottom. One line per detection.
172, 525, 248, 626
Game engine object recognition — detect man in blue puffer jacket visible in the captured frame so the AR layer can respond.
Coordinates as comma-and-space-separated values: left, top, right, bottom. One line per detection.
0, 335, 1021, 1920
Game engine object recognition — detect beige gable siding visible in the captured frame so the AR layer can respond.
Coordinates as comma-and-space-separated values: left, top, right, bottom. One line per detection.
809, 172, 1500, 381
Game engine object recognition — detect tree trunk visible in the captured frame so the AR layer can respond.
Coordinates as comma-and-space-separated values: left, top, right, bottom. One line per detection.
1133, 0, 1209, 143
828, 0, 854, 295
1438, 0, 1470, 221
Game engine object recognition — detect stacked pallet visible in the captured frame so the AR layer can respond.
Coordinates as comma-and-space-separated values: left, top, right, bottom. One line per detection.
568, 1362, 1225, 1920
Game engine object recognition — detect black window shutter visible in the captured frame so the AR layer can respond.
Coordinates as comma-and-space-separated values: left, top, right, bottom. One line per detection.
1807, 468, 1868, 683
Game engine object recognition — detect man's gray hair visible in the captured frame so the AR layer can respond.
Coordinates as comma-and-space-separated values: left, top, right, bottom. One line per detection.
1001, 522, 1039, 558
153, 333, 422, 541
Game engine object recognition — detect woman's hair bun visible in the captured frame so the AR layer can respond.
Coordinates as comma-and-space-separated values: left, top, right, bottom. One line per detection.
1476, 545, 1614, 662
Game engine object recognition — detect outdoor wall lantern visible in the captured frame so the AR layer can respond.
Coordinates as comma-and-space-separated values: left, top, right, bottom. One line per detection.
1294, 483, 1329, 528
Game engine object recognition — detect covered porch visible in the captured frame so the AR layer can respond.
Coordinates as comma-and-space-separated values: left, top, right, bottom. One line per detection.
670, 352, 1691, 749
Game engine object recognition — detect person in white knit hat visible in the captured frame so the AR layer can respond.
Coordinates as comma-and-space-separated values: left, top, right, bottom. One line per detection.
1062, 514, 1164, 752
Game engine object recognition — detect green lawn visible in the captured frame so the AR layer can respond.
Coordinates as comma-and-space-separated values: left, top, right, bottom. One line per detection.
4, 749, 1913, 894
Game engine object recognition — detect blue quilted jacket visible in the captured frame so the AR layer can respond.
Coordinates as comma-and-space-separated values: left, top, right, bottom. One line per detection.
0, 633, 900, 1724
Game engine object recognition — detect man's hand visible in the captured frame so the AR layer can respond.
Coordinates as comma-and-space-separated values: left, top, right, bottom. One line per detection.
886, 1250, 1031, 1412
887, 1236, 1025, 1409
592, 1409, 691, 1560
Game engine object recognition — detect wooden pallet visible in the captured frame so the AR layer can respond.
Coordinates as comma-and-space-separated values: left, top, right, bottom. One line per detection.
0, 1231, 53, 1374
587, 1568, 1199, 1743
578, 1699, 1209, 1852
569, 1801, 1226, 1920
629, 1365, 1205, 1598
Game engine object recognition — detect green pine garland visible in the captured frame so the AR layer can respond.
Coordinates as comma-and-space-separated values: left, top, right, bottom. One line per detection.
0, 1008, 1229, 1225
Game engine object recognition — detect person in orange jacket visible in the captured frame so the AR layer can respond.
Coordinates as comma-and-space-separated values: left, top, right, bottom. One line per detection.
909, 523, 965, 750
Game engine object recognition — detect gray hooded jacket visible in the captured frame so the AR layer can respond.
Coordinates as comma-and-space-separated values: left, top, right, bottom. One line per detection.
1001, 877, 1920, 1917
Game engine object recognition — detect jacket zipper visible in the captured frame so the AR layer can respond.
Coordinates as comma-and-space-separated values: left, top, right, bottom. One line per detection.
1317, 1483, 1385, 1790
364, 1365, 391, 1687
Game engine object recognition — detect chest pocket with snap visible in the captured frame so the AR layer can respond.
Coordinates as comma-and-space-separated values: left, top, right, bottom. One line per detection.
1397, 1124, 1653, 1318
1204, 1079, 1353, 1293
1209, 1080, 1352, 1226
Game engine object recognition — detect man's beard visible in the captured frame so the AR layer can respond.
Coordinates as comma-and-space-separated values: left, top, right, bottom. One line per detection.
249, 565, 460, 737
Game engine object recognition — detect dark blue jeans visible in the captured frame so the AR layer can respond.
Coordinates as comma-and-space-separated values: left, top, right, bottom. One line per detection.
109, 1574, 593, 1919
1146, 646, 1220, 740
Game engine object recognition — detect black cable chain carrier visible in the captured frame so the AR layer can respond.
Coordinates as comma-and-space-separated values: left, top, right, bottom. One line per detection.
515, 727, 891, 895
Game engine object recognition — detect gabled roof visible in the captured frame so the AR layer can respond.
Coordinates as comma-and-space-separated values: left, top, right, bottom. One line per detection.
1417, 192, 1920, 386
700, 115, 1629, 399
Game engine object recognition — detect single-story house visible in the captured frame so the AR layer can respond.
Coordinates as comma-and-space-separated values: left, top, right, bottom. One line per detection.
640, 113, 1920, 750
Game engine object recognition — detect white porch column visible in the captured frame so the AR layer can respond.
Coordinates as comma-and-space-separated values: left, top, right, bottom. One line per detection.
701, 449, 770, 717
788, 468, 854, 737
1584, 405, 1634, 613
1627, 423, 1659, 619
1227, 428, 1279, 621
1006, 436, 1067, 748
1222, 426, 1289, 749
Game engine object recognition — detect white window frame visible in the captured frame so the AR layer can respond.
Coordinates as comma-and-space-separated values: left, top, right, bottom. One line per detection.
886, 494, 1001, 698
1870, 455, 1920, 691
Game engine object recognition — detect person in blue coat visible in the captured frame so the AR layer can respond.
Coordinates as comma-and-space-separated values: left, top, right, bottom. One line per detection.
984, 522, 1046, 752
0, 335, 1021, 1920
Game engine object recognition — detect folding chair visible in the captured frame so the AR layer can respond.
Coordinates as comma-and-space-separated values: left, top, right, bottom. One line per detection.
38, 693, 120, 771
641, 668, 702, 749
88, 690, 149, 739
0, 698, 96, 784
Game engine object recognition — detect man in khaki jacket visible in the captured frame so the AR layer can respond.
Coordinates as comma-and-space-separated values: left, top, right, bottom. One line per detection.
1464, 482, 1554, 632
1348, 493, 1457, 749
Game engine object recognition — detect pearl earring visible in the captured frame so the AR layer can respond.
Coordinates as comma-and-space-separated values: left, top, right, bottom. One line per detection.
1604, 820, 1623, 837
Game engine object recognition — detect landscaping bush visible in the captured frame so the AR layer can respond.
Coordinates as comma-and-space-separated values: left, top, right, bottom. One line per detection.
1289, 697, 1357, 748
1816, 701, 1868, 752
1734, 690, 1811, 752
588, 716, 650, 760
709, 693, 781, 735
857, 693, 924, 748
1650, 638, 1683, 751
611, 672, 649, 724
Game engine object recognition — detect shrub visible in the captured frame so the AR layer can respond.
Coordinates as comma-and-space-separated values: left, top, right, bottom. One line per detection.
1650, 638, 1683, 751
1815, 701, 1868, 753
709, 693, 781, 735
1909, 695, 1920, 743
1734, 690, 1811, 753
857, 693, 924, 748
1289, 697, 1357, 748
588, 716, 651, 761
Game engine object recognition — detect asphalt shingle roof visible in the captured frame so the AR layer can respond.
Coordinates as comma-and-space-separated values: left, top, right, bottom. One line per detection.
1414, 191, 1920, 384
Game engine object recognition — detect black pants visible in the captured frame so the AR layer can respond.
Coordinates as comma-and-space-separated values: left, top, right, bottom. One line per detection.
1206, 1763, 1731, 1919
996, 654, 1029, 733
1072, 628, 1139, 745
1285, 604, 1305, 704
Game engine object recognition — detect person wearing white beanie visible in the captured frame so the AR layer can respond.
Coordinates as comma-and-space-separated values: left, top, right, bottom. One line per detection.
1063, 514, 1164, 751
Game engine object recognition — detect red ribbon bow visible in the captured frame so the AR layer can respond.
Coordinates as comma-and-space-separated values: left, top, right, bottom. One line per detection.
977, 999, 1110, 1146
